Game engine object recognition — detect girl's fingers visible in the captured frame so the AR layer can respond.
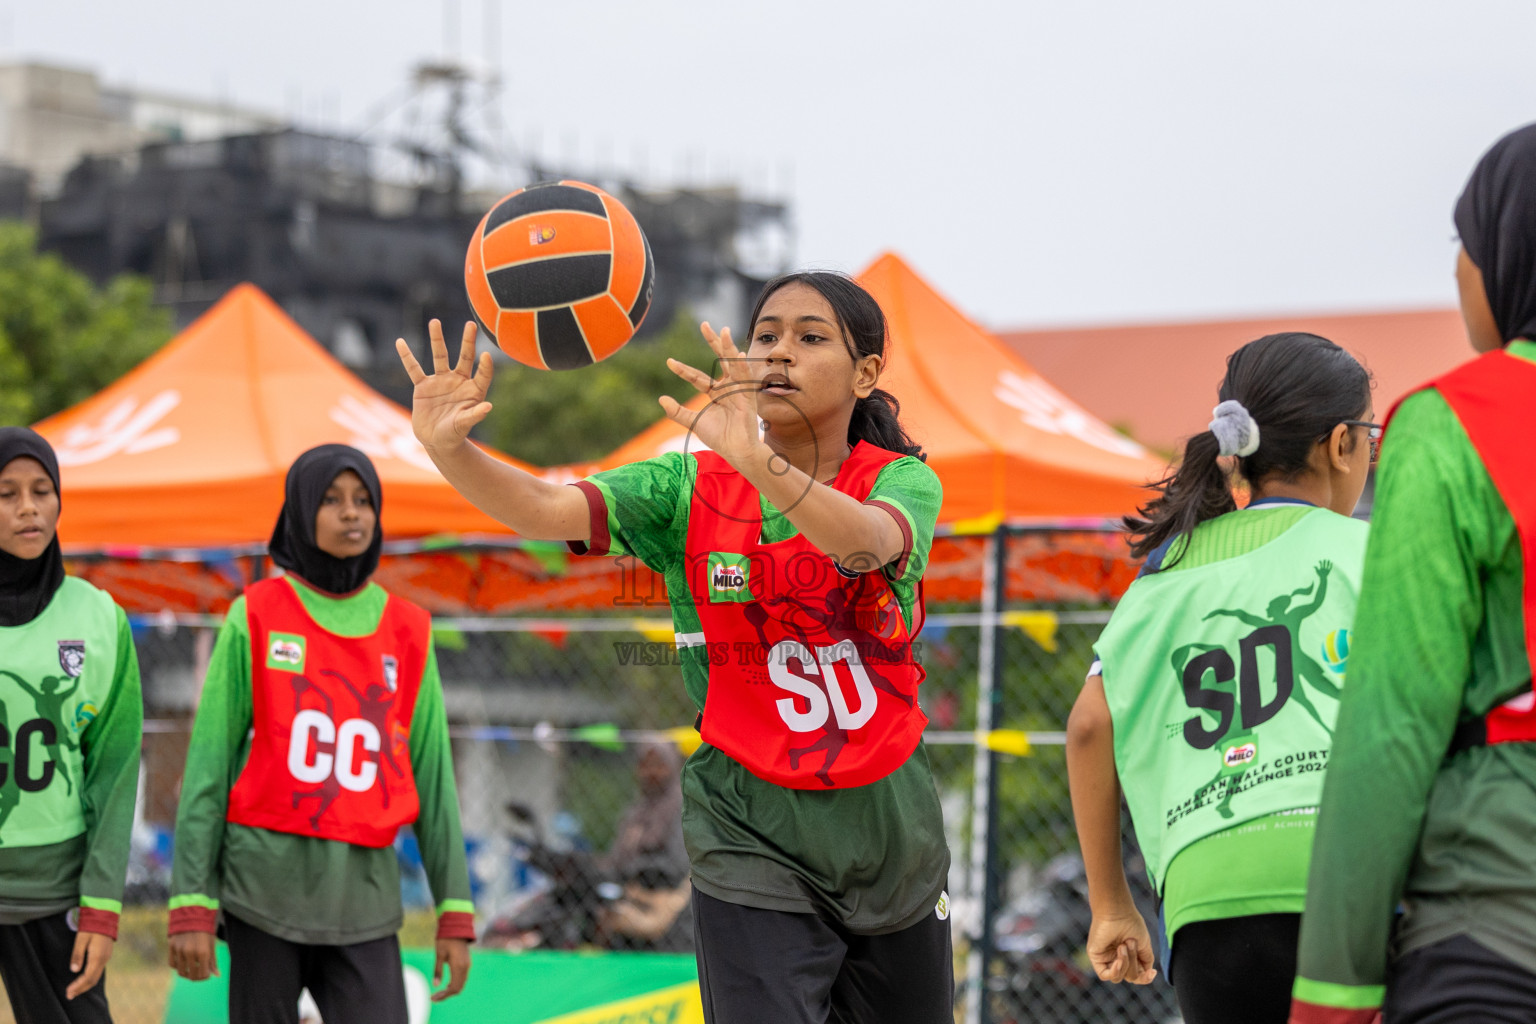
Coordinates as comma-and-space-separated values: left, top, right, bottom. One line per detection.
429, 318, 451, 373
396, 338, 426, 384
659, 396, 698, 429
667, 358, 715, 393
457, 402, 494, 432
457, 321, 478, 374
699, 322, 745, 376
471, 351, 495, 393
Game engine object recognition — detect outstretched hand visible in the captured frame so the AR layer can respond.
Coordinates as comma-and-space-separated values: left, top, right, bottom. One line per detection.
659, 323, 765, 466
396, 320, 495, 455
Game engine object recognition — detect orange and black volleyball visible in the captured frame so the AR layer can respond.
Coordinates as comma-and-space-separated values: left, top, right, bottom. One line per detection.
464, 180, 655, 370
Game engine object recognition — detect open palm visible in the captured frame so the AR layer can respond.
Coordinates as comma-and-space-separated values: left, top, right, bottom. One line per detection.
396, 320, 495, 452
660, 323, 763, 464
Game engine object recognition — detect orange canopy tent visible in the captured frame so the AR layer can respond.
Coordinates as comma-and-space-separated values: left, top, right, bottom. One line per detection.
33, 283, 528, 548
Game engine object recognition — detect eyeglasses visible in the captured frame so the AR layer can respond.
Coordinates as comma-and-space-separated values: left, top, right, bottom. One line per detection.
1341, 420, 1383, 465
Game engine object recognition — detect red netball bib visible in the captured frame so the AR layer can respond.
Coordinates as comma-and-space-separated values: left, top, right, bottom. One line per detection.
226, 579, 428, 847
1389, 350, 1536, 744
686, 442, 928, 789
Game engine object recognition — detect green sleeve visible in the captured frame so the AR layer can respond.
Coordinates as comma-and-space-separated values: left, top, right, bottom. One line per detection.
866, 456, 943, 584
169, 598, 254, 911
572, 452, 690, 573
407, 642, 473, 916
77, 605, 143, 913
1294, 391, 1498, 1010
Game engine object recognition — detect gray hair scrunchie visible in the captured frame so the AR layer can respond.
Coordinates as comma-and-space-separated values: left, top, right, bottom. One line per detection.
1209, 400, 1261, 457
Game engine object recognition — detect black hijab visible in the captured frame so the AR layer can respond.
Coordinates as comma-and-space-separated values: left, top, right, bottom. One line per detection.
1455, 122, 1536, 344
267, 445, 383, 596
0, 427, 66, 628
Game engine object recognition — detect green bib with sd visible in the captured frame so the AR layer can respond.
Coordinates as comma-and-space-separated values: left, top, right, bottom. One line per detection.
1094, 507, 1367, 890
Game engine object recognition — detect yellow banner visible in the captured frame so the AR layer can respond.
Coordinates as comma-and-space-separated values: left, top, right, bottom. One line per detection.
535, 982, 704, 1024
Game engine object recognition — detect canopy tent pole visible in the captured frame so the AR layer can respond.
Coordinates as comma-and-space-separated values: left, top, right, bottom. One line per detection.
964, 527, 1006, 1024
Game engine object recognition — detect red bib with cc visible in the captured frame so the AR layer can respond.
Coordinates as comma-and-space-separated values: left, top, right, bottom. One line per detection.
227, 579, 428, 847
686, 443, 928, 789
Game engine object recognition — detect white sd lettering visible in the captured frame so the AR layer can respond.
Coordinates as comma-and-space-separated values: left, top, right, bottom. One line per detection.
768, 640, 879, 732
286, 711, 381, 792
768, 641, 830, 732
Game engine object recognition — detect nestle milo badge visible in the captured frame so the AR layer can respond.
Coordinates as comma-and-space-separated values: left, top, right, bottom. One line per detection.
266, 632, 306, 672
707, 552, 754, 603
1220, 732, 1259, 775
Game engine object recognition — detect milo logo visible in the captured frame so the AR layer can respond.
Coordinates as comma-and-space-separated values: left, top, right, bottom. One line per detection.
1223, 741, 1258, 768
706, 552, 753, 604
266, 632, 306, 672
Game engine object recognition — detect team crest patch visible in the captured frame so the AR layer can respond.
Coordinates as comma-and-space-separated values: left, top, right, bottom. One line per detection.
706, 552, 754, 604
935, 891, 950, 921
266, 632, 306, 672
382, 655, 399, 693
57, 640, 85, 678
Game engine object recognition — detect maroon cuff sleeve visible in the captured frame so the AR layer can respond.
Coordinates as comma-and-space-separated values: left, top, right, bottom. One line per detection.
167, 906, 218, 936
565, 481, 611, 556
1289, 1000, 1381, 1024
77, 908, 120, 940
864, 499, 914, 577
436, 911, 476, 942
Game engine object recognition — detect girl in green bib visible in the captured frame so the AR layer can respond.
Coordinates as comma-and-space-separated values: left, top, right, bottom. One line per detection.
1066, 333, 1374, 1024
0, 427, 143, 1023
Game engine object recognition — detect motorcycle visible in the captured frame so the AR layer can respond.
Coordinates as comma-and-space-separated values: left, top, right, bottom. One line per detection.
477, 803, 623, 951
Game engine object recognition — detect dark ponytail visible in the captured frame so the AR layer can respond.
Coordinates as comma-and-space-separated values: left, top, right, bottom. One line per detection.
746, 271, 926, 461
848, 388, 924, 461
1125, 332, 1372, 565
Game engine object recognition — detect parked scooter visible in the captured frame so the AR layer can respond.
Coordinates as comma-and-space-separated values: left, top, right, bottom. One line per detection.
477, 803, 622, 951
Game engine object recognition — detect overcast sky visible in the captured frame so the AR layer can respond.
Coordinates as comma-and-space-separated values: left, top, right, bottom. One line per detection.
7, 0, 1535, 329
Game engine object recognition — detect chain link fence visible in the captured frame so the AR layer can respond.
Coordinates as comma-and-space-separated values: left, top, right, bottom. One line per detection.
5, 532, 1178, 1024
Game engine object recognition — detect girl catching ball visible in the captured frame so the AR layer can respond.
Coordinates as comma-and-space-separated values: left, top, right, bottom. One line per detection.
398, 272, 953, 1024
167, 445, 473, 1024
1066, 333, 1375, 1024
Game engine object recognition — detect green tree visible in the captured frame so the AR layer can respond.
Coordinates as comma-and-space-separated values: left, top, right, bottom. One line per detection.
479, 312, 708, 466
0, 223, 173, 426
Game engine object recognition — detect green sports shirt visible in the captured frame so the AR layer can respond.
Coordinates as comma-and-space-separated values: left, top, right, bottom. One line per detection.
0, 578, 142, 930
573, 450, 950, 934
170, 575, 473, 945
1293, 340, 1536, 1016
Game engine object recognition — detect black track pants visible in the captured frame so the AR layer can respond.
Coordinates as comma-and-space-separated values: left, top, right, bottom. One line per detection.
0, 912, 113, 1024
1169, 912, 1300, 1024
224, 912, 408, 1024
692, 888, 953, 1024
1384, 933, 1536, 1024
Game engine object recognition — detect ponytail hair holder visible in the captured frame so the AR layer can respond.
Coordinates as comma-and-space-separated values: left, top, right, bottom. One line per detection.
1209, 400, 1261, 457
